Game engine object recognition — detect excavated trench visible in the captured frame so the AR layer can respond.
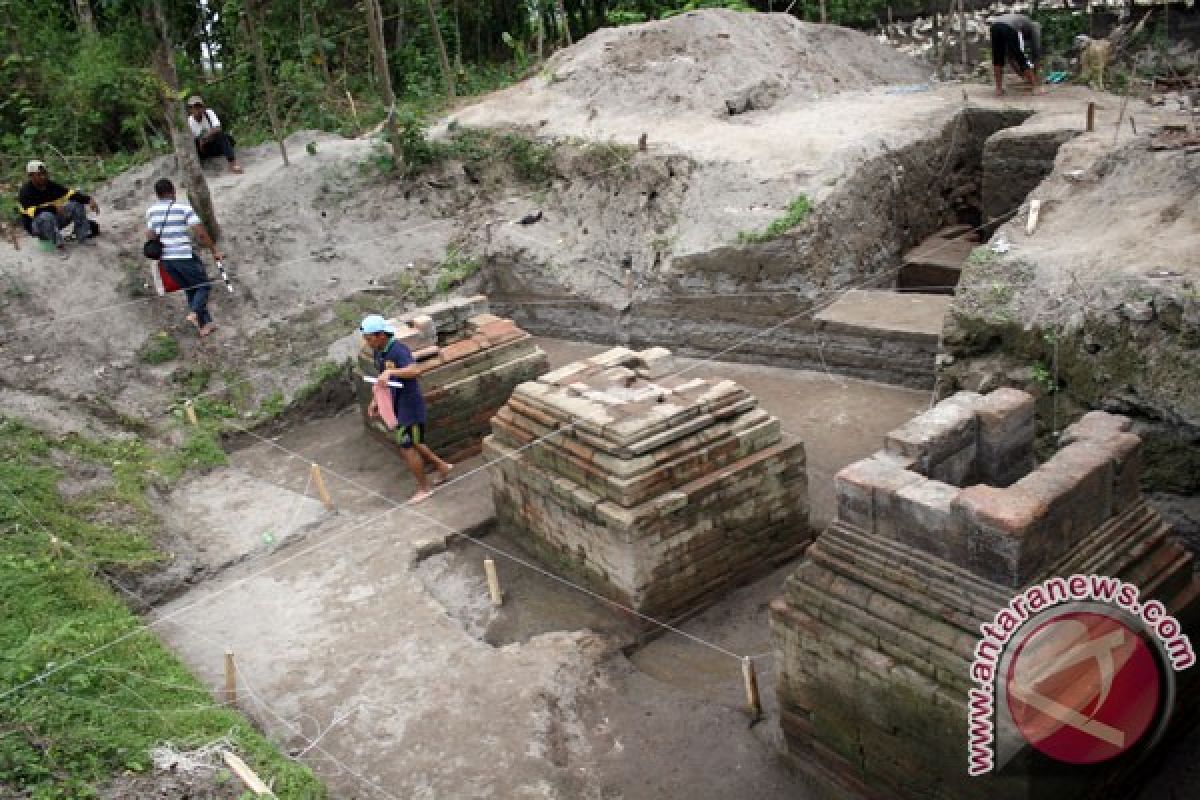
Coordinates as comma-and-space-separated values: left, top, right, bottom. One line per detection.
484, 107, 1072, 390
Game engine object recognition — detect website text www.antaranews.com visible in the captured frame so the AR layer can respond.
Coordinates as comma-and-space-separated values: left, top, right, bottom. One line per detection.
966, 574, 1195, 776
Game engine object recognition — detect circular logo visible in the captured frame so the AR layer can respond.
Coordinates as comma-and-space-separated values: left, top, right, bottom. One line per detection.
1006, 610, 1162, 765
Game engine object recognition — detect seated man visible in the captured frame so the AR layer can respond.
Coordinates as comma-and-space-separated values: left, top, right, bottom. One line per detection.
989, 13, 1046, 96
17, 160, 98, 250
186, 95, 243, 174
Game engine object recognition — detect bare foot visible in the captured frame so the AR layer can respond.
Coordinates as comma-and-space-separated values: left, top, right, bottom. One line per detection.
408, 488, 433, 505
185, 312, 200, 331
1032, 87, 1047, 96
434, 463, 454, 485
230, 164, 244, 174
199, 322, 218, 338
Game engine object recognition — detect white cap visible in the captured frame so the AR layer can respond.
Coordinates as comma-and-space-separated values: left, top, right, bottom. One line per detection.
26, 159, 46, 174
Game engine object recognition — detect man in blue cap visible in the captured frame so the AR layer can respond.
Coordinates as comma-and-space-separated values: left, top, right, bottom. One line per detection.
361, 314, 452, 504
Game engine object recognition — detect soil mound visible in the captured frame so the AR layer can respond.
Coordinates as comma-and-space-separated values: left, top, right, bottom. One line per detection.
544, 9, 928, 117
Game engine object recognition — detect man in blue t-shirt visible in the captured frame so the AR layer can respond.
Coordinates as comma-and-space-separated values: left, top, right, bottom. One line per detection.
361, 315, 452, 504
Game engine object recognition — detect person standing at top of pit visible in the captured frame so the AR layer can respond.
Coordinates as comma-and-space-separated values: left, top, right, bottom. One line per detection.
186, 96, 243, 174
989, 13, 1046, 97
144, 178, 221, 337
361, 314, 453, 505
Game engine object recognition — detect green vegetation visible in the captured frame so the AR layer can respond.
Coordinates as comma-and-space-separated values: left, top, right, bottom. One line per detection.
392, 123, 557, 184
967, 245, 996, 266
137, 332, 179, 365
435, 248, 483, 294
0, 418, 321, 798
1031, 361, 1057, 394
736, 195, 812, 244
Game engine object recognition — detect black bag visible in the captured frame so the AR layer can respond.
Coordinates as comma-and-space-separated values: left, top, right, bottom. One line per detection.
143, 200, 173, 260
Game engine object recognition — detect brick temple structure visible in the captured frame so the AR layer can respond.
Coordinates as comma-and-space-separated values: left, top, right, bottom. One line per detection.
485, 346, 811, 622
771, 389, 1200, 799
356, 296, 549, 463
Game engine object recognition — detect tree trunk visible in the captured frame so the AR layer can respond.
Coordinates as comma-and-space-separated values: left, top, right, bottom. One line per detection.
555, 0, 573, 45
819, 0, 828, 25
424, 0, 456, 98
365, 0, 402, 167
453, 0, 463, 73
75, 0, 96, 34
146, 0, 219, 241
311, 7, 334, 89
243, 0, 289, 166
395, 0, 407, 50
931, 0, 943, 80
958, 0, 968, 68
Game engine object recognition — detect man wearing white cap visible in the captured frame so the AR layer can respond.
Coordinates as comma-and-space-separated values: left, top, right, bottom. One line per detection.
361, 314, 453, 504
17, 160, 98, 250
186, 95, 243, 174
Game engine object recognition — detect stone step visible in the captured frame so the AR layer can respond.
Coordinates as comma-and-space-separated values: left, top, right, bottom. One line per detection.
814, 289, 952, 341
898, 225, 979, 293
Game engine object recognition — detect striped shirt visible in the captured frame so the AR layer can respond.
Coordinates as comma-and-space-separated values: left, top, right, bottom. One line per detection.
145, 200, 201, 260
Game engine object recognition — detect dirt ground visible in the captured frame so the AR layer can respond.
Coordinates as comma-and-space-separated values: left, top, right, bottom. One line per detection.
1, 8, 1197, 799
149, 340, 927, 800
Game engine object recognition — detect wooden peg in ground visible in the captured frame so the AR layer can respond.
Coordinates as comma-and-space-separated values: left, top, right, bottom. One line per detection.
221, 751, 274, 796
638, 132, 647, 151
1026, 199, 1042, 236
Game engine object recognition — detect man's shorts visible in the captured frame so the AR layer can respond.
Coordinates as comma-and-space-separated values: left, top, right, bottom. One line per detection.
393, 423, 425, 449
990, 22, 1030, 72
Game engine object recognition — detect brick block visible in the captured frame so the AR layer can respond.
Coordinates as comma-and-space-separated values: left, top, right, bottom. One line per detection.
892, 479, 967, 566
954, 484, 1043, 586
885, 401, 978, 482
835, 454, 921, 536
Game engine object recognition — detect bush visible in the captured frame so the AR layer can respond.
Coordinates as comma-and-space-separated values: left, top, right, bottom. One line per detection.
737, 195, 812, 244
138, 332, 179, 365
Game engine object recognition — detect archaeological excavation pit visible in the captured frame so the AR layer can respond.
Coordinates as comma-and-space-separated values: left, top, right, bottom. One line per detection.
770, 389, 1200, 800
483, 345, 812, 626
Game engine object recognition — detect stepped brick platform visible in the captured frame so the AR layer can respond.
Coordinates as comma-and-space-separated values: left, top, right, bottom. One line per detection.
484, 346, 811, 622
356, 296, 549, 462
771, 389, 1200, 800
898, 224, 980, 293
812, 289, 952, 388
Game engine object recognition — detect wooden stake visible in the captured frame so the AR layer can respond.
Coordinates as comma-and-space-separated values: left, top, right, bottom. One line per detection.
1129, 116, 1137, 136
184, 400, 199, 427
1025, 199, 1042, 236
1086, 101, 1096, 132
221, 751, 274, 796
224, 649, 237, 706
742, 656, 763, 719
310, 463, 334, 510
484, 558, 503, 606
49, 535, 62, 558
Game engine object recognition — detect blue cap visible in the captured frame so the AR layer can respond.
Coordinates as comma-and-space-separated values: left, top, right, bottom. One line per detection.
360, 314, 392, 335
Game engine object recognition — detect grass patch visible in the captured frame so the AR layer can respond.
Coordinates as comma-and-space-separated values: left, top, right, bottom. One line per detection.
385, 123, 558, 185
736, 195, 812, 244
0, 418, 323, 798
137, 332, 179, 365
434, 248, 482, 294
967, 245, 996, 266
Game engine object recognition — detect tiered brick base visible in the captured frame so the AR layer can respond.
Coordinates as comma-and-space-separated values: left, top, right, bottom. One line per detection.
356, 296, 549, 463
771, 391, 1200, 799
485, 346, 811, 622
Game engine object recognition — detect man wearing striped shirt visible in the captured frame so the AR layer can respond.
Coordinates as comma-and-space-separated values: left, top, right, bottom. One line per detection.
144, 178, 222, 337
